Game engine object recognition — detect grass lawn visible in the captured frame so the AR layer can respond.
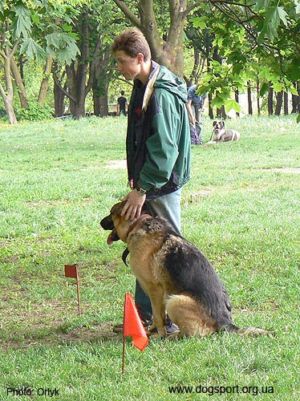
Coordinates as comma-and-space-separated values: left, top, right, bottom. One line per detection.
0, 115, 299, 400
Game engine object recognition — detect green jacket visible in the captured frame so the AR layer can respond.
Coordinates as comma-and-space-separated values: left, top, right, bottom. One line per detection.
127, 62, 191, 199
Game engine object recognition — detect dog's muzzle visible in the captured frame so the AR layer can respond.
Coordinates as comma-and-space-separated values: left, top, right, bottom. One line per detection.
100, 215, 120, 245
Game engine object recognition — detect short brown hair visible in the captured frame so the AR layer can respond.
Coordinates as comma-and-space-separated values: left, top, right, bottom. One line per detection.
112, 28, 151, 61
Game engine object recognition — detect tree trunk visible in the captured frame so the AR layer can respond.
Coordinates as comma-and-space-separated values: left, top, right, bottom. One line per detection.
38, 56, 53, 105
66, 63, 86, 119
2, 94, 17, 124
256, 79, 261, 116
206, 57, 214, 119
93, 93, 109, 117
247, 81, 253, 115
164, 3, 186, 75
235, 89, 240, 117
65, 11, 91, 119
91, 45, 111, 117
18, 54, 25, 81
53, 79, 65, 117
0, 51, 17, 124
10, 56, 29, 109
208, 92, 214, 119
190, 49, 200, 84
217, 106, 226, 119
291, 82, 300, 113
268, 85, 274, 115
113, 0, 199, 76
275, 91, 283, 116
283, 92, 288, 115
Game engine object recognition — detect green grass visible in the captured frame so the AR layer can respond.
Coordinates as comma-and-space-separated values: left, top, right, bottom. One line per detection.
0, 115, 299, 400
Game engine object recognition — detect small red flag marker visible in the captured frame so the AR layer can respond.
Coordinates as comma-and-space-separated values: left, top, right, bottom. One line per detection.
64, 264, 81, 315
122, 293, 149, 374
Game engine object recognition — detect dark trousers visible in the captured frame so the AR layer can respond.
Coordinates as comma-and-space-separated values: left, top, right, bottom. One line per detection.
135, 281, 152, 322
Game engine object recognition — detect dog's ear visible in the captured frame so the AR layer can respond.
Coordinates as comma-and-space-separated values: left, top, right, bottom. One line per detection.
221, 121, 225, 128
110, 201, 126, 216
213, 120, 217, 127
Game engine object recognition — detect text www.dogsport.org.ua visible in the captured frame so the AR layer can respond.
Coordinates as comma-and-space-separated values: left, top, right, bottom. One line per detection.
168, 384, 274, 396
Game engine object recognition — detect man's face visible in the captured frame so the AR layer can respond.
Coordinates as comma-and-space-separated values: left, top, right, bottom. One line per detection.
114, 50, 142, 81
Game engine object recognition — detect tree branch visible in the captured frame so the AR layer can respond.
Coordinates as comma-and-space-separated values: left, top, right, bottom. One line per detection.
184, 1, 203, 17
112, 0, 142, 28
115, 76, 133, 87
0, 81, 7, 99
10, 39, 20, 58
53, 73, 77, 103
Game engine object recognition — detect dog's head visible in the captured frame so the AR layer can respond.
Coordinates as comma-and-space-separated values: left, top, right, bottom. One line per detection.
100, 201, 152, 245
212, 120, 225, 132
100, 201, 127, 244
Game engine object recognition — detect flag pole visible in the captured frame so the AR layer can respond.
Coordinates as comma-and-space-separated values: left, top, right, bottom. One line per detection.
64, 264, 81, 315
122, 333, 126, 374
76, 272, 81, 315
122, 293, 126, 374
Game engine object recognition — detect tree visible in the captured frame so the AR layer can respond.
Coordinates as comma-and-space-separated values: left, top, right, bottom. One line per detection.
0, 42, 18, 124
190, 0, 300, 118
0, 3, 33, 123
112, 0, 201, 76
0, 1, 80, 123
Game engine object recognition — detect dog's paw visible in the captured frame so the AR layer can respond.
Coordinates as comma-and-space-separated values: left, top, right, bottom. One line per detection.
146, 323, 157, 336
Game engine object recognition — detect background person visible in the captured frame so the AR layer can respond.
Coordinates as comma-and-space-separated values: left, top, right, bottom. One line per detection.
186, 84, 206, 144
117, 90, 127, 116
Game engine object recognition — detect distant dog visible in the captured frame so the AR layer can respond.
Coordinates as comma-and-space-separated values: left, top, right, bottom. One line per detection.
100, 202, 270, 338
209, 120, 240, 143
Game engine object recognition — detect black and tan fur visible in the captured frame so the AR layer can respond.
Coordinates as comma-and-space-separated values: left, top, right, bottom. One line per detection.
100, 202, 270, 338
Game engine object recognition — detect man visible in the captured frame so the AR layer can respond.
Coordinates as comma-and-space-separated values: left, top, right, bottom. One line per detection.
111, 28, 191, 333
186, 84, 206, 145
117, 90, 127, 116
186, 84, 206, 126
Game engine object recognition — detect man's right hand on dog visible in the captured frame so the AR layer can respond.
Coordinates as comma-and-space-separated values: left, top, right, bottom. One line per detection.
121, 190, 146, 220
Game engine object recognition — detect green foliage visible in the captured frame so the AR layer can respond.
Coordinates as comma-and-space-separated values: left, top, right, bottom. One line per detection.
189, 1, 300, 116
16, 102, 53, 121
0, 1, 80, 63
258, 4, 289, 42
14, 5, 32, 38
46, 32, 79, 65
20, 37, 45, 58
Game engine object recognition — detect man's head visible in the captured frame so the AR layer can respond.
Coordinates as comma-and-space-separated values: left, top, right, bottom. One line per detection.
120, 90, 125, 96
112, 28, 151, 82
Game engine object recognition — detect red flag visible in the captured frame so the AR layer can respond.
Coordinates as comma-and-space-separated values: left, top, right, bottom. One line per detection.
64, 264, 78, 279
123, 293, 149, 351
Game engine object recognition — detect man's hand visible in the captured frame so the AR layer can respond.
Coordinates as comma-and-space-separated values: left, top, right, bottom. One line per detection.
121, 190, 146, 220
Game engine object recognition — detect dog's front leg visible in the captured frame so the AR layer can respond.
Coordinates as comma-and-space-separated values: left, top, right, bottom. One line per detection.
148, 287, 166, 337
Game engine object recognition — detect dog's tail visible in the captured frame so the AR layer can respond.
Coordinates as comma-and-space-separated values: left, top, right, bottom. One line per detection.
221, 323, 273, 336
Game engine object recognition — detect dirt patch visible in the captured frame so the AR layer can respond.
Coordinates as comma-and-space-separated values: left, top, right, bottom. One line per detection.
105, 160, 126, 169
263, 167, 300, 174
0, 322, 119, 350
25, 198, 92, 208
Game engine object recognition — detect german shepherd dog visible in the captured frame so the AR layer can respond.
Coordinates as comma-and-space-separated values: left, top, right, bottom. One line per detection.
209, 120, 240, 143
100, 202, 270, 338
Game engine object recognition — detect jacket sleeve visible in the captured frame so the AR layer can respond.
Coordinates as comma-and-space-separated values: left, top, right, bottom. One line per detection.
138, 90, 181, 191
